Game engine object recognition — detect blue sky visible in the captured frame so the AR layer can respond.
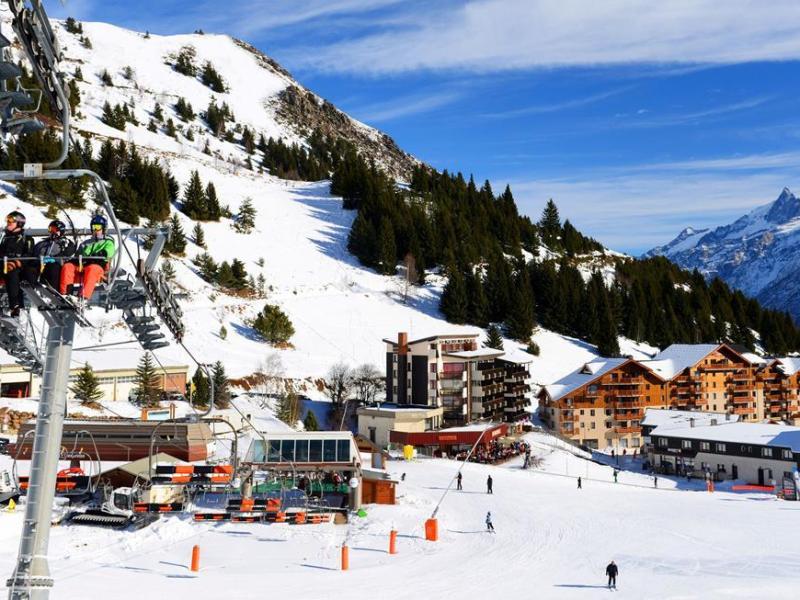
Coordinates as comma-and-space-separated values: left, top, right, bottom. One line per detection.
50, 0, 800, 254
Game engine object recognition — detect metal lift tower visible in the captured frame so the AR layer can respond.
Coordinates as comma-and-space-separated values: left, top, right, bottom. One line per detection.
1, 2, 185, 598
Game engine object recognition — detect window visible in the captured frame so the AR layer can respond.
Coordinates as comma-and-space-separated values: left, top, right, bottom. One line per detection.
323, 440, 337, 462
783, 449, 794, 460
580, 409, 585, 416
295, 440, 309, 462
700, 442, 710, 451
268, 440, 281, 462
658, 438, 668, 448
590, 409, 595, 416
309, 439, 323, 462
761, 448, 773, 458
280, 440, 295, 462
681, 440, 692, 449
430, 363, 436, 372
605, 409, 612, 416
716, 443, 726, 452
590, 422, 596, 429
337, 439, 350, 462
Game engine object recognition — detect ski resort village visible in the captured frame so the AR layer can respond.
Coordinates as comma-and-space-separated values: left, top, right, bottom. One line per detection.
2, 2, 800, 599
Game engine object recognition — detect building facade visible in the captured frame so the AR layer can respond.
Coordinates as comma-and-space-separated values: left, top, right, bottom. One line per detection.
383, 332, 532, 426
0, 362, 188, 402
539, 344, 800, 449
356, 404, 444, 448
645, 419, 800, 486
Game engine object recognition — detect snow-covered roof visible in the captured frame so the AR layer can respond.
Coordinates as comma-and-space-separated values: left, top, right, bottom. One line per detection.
640, 344, 721, 379
641, 408, 739, 430
651, 422, 800, 453
741, 352, 767, 366
777, 357, 800, 376
543, 357, 629, 402
439, 422, 504, 433
500, 347, 535, 365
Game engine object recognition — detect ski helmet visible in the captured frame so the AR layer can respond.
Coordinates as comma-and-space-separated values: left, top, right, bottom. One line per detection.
48, 219, 66, 237
5, 211, 26, 228
90, 213, 108, 232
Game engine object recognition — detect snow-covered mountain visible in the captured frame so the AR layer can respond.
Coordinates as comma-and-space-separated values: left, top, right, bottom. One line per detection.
0, 11, 655, 391
646, 187, 800, 320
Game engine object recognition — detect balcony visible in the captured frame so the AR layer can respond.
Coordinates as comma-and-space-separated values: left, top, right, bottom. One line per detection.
732, 407, 753, 415
614, 409, 644, 420
603, 377, 642, 386
698, 363, 734, 371
439, 371, 466, 381
613, 426, 640, 434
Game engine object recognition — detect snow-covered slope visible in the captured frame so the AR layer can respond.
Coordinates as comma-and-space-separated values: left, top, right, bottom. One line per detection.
2, 427, 798, 599
646, 188, 800, 320
0, 12, 650, 390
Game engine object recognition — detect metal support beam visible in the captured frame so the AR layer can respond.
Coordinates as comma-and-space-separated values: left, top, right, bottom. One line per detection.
7, 312, 76, 600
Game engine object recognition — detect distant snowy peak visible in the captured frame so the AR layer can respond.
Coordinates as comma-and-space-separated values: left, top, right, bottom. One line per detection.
647, 188, 800, 320
645, 226, 709, 258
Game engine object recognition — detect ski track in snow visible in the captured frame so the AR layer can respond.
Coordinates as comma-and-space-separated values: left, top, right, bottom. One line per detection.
2, 429, 799, 599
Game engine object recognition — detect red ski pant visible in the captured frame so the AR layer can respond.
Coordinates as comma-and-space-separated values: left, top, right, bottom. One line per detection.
59, 263, 106, 299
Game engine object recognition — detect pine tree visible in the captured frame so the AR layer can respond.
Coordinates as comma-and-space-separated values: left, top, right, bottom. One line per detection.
165, 213, 187, 255
182, 171, 206, 219
160, 260, 176, 282
70, 363, 103, 406
205, 182, 221, 221
485, 324, 504, 350
165, 118, 177, 138
234, 197, 256, 233
211, 361, 230, 408
192, 222, 206, 248
277, 392, 301, 426
153, 102, 164, 122
219, 325, 227, 340
377, 217, 397, 275
134, 353, 162, 407
99, 69, 113, 86
252, 303, 295, 344
303, 410, 319, 431
465, 269, 489, 327
440, 269, 468, 324
192, 367, 210, 406
506, 266, 536, 342
201, 61, 226, 92
539, 199, 561, 248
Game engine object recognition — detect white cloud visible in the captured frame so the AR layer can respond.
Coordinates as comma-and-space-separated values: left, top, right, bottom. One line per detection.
508, 154, 800, 253
482, 86, 633, 119
286, 0, 800, 74
347, 90, 462, 122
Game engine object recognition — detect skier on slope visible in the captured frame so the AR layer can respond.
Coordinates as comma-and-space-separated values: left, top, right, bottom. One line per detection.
605, 560, 618, 589
456, 471, 463, 491
577, 476, 582, 489
485, 511, 494, 532
59, 214, 116, 300
487, 474, 493, 494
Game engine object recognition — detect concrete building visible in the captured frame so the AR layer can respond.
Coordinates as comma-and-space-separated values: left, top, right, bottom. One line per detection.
646, 418, 800, 486
539, 343, 800, 449
0, 362, 188, 402
383, 332, 533, 426
356, 403, 444, 448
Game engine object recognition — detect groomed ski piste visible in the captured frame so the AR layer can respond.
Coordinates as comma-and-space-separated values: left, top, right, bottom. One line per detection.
2, 399, 799, 599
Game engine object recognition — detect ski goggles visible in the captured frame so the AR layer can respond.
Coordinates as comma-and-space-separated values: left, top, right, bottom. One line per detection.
91, 224, 104, 232
48, 224, 61, 233
6, 217, 17, 224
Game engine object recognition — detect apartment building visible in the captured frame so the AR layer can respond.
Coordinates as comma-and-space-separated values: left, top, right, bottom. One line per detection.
383, 332, 533, 426
539, 343, 800, 449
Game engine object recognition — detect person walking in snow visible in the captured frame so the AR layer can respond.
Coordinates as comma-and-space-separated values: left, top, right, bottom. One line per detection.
653, 475, 658, 488
606, 560, 618, 589
487, 474, 493, 494
456, 471, 463, 491
485, 511, 494, 533
577, 476, 582, 489
613, 469, 618, 483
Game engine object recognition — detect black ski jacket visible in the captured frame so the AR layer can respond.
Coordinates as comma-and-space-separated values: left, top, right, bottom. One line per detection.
32, 237, 76, 258
606, 563, 618, 577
